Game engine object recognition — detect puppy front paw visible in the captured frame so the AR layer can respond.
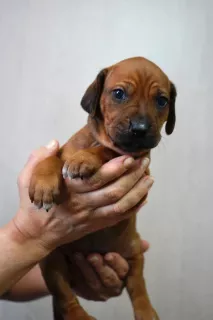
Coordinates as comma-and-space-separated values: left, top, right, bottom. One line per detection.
62, 150, 103, 180
29, 159, 64, 211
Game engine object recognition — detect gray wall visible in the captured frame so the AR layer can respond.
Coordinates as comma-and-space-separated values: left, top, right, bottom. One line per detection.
0, 0, 213, 319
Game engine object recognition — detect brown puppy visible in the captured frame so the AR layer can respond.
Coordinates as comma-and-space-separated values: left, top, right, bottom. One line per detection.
29, 57, 177, 320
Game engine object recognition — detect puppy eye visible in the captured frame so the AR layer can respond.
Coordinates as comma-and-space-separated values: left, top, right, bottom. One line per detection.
156, 96, 168, 109
112, 89, 126, 102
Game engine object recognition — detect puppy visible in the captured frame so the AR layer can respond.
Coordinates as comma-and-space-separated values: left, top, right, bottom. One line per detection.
29, 57, 177, 320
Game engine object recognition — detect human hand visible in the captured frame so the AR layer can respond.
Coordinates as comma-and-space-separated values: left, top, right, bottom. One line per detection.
71, 239, 150, 301
13, 140, 153, 254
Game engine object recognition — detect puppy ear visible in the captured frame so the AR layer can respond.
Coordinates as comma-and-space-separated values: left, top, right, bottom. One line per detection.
80, 69, 107, 118
165, 82, 177, 135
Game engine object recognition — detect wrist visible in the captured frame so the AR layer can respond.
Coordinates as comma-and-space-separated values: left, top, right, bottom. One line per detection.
3, 218, 51, 261
0, 221, 51, 296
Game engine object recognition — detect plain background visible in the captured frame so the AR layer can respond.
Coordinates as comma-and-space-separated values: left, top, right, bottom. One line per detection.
0, 0, 213, 319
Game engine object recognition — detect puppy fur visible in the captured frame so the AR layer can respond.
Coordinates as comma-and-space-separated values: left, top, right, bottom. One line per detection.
29, 57, 177, 320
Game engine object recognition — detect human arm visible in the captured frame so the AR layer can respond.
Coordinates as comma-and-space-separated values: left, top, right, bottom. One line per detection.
1, 240, 149, 302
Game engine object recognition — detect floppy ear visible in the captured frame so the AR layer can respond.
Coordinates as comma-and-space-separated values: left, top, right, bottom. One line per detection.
165, 82, 177, 135
80, 69, 107, 118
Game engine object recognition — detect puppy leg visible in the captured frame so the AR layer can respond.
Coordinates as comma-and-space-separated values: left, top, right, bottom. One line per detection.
40, 251, 96, 320
126, 254, 159, 320
29, 143, 115, 208
29, 155, 66, 211
53, 296, 63, 320
62, 146, 116, 179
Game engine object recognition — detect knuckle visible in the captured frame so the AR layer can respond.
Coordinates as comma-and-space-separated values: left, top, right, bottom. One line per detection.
17, 174, 23, 187
124, 198, 136, 211
99, 294, 108, 301
88, 179, 100, 189
18, 173, 30, 189
106, 189, 120, 202
28, 152, 36, 161
113, 203, 125, 215
116, 187, 126, 200
137, 184, 148, 198
112, 287, 122, 296
87, 175, 101, 189
123, 264, 129, 274
72, 210, 90, 227
119, 268, 129, 279
88, 281, 101, 292
134, 190, 144, 201
102, 273, 115, 285
131, 169, 140, 181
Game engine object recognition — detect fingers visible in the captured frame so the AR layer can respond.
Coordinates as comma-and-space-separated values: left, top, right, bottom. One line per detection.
88, 254, 123, 293
74, 252, 126, 301
65, 155, 135, 193
88, 156, 135, 189
74, 253, 102, 293
141, 239, 150, 253
84, 158, 149, 208
93, 175, 154, 219
18, 140, 60, 189
104, 253, 129, 279
76, 194, 149, 238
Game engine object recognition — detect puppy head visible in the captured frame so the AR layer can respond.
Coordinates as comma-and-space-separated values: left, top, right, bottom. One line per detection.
81, 57, 177, 156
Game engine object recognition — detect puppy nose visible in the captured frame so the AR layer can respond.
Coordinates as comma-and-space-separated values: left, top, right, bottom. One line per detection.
129, 118, 151, 136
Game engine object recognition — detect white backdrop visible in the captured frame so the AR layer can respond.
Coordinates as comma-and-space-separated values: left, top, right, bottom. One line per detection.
0, 0, 213, 319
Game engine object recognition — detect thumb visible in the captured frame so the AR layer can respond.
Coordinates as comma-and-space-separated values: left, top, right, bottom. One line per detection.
18, 140, 60, 188
141, 239, 150, 253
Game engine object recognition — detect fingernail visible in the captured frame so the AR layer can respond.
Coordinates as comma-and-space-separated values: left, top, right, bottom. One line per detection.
88, 255, 99, 263
43, 203, 53, 212
145, 177, 154, 188
124, 157, 135, 168
46, 140, 57, 150
62, 166, 67, 178
105, 253, 113, 261
141, 158, 149, 168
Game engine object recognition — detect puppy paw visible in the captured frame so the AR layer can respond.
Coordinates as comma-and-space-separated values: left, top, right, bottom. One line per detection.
62, 151, 103, 180
29, 158, 64, 211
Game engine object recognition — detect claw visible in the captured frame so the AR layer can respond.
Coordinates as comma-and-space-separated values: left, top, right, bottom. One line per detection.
68, 172, 74, 180
43, 203, 53, 212
34, 202, 42, 210
68, 172, 80, 179
62, 165, 68, 178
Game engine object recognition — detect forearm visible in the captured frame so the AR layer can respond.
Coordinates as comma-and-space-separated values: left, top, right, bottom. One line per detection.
1, 265, 49, 301
0, 221, 49, 297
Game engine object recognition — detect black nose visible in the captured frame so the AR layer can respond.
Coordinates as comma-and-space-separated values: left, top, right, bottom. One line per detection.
129, 118, 151, 136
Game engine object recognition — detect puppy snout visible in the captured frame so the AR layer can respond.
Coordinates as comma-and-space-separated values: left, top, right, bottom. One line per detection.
129, 118, 151, 136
